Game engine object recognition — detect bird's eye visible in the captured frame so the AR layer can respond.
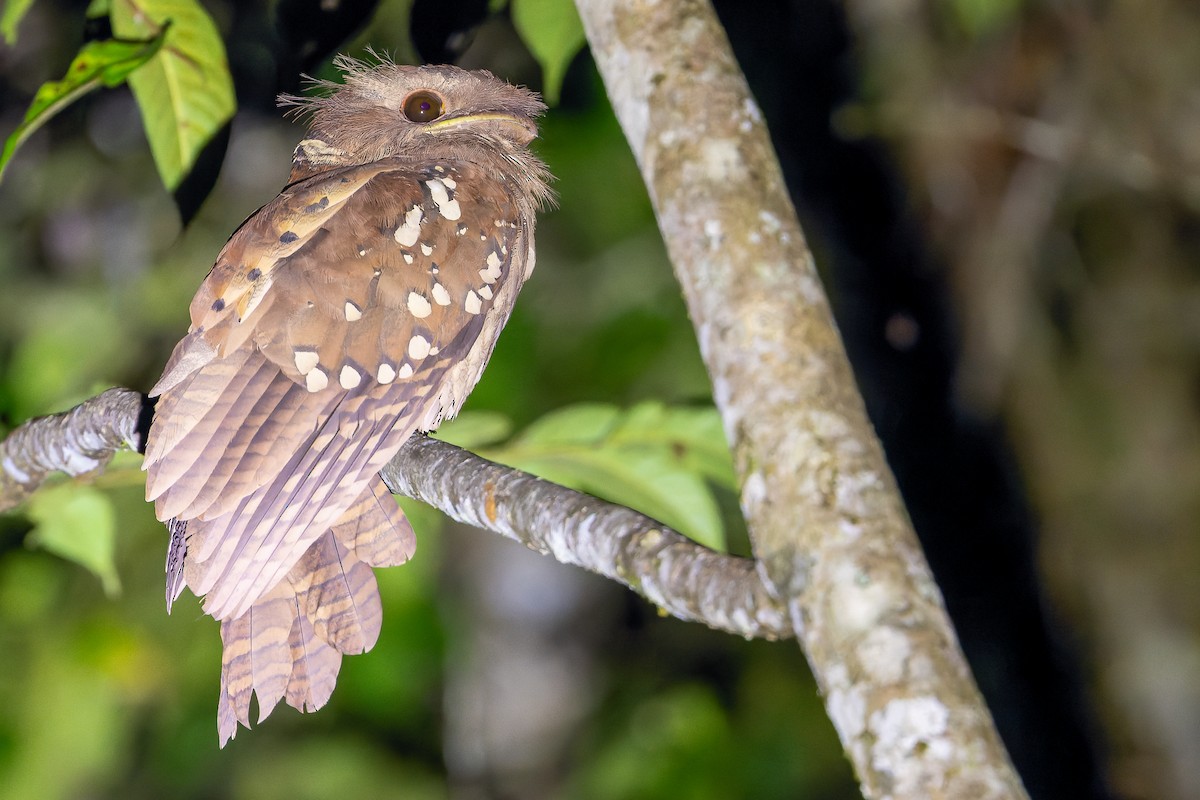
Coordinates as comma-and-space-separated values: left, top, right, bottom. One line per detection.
403, 91, 444, 123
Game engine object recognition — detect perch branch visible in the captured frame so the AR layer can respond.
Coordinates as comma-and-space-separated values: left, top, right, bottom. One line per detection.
0, 388, 791, 641
0, 387, 146, 513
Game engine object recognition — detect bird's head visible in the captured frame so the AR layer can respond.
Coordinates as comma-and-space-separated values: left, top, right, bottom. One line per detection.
282, 56, 547, 178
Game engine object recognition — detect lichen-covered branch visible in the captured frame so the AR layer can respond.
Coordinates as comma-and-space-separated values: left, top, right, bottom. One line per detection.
576, 0, 1028, 797
0, 387, 146, 513
382, 434, 789, 639
0, 388, 791, 641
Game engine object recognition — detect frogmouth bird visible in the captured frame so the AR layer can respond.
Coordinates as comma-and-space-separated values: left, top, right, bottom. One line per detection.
142, 56, 552, 745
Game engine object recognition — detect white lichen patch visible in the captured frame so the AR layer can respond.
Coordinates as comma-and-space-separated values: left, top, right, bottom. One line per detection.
703, 218, 723, 250
740, 471, 768, 517
838, 518, 865, 542
758, 209, 782, 235
828, 559, 894, 634
869, 696, 954, 793
856, 626, 911, 686
737, 97, 764, 132
700, 138, 741, 182
835, 469, 884, 519
826, 675, 867, 743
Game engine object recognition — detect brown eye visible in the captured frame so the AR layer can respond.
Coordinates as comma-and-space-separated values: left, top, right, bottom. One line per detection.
403, 91, 444, 122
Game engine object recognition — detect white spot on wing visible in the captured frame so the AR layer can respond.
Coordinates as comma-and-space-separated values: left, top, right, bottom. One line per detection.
420, 242, 434, 256
480, 251, 503, 284
339, 365, 362, 389
408, 334, 431, 360
442, 177, 456, 189
478, 284, 493, 300
407, 291, 432, 318
345, 301, 362, 321
305, 367, 329, 392
294, 350, 319, 374
465, 290, 482, 315
377, 363, 397, 384
397, 363, 414, 379
394, 205, 423, 247
431, 283, 451, 305
426, 178, 462, 220
403, 252, 414, 264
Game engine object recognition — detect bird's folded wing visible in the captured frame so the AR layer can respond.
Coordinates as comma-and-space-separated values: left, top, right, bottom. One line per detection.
144, 158, 525, 619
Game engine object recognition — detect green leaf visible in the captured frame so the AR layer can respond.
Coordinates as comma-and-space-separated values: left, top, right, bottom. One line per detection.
488, 403, 735, 550
0, 34, 165, 182
1, 0, 36, 44
27, 484, 121, 596
942, 0, 1022, 38
110, 0, 236, 191
611, 402, 737, 489
433, 411, 514, 450
516, 403, 621, 445
510, 0, 585, 104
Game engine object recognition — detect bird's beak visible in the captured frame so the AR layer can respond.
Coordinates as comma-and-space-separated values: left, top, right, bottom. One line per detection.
423, 112, 538, 146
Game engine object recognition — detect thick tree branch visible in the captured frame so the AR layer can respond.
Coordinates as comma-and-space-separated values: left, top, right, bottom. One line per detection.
0, 388, 791, 641
576, 0, 1028, 797
382, 435, 788, 639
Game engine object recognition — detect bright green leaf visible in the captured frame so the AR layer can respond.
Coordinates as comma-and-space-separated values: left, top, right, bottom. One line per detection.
434, 411, 514, 450
613, 402, 737, 488
487, 403, 736, 550
26, 484, 121, 596
1, 0, 36, 44
515, 403, 621, 446
0, 34, 165, 182
510, 0, 585, 104
110, 0, 236, 191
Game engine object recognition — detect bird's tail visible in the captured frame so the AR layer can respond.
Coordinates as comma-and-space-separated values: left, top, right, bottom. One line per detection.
214, 478, 414, 746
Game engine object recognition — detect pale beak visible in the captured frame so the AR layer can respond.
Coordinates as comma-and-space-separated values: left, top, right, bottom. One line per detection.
422, 112, 538, 145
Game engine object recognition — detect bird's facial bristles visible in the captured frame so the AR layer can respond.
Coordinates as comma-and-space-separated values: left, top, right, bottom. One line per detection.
278, 53, 553, 208
278, 55, 546, 140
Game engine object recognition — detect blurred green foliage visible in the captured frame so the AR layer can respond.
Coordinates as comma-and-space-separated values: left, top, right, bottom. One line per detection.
510, 0, 585, 104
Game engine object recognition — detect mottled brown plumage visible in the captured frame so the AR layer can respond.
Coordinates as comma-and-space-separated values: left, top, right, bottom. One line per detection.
143, 57, 551, 745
